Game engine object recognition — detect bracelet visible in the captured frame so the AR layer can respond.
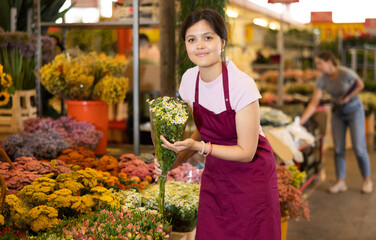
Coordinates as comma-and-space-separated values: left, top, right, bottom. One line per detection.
203, 142, 213, 157
198, 141, 205, 155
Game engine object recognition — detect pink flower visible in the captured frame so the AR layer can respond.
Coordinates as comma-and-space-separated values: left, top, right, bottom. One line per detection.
126, 223, 133, 230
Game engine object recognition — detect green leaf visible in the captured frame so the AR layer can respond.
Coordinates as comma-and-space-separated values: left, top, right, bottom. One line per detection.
0, 1, 11, 31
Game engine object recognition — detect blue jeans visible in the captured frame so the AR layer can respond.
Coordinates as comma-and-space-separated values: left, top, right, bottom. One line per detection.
331, 97, 371, 179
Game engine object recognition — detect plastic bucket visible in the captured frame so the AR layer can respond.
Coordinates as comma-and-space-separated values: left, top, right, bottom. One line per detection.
65, 100, 109, 155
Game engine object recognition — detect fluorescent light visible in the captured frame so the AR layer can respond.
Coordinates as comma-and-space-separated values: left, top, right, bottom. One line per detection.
253, 18, 268, 27
226, 9, 239, 18
269, 22, 280, 30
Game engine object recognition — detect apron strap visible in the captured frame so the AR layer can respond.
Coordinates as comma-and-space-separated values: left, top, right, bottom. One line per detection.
194, 62, 231, 111
222, 62, 231, 111
195, 69, 200, 103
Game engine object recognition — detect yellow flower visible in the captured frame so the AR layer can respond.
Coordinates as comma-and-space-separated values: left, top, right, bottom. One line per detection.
28, 205, 59, 232
46, 189, 73, 209
131, 176, 141, 183
71, 195, 96, 214
19, 177, 56, 204
0, 214, 4, 225
91, 186, 120, 209
4, 195, 28, 229
73, 168, 98, 189
57, 179, 84, 195
0, 91, 10, 106
92, 74, 129, 105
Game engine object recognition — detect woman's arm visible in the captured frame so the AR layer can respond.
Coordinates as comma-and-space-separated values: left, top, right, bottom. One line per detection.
340, 77, 364, 104
300, 89, 322, 125
161, 100, 261, 163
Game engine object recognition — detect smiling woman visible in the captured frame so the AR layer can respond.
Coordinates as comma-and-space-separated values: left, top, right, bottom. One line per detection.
157, 8, 281, 240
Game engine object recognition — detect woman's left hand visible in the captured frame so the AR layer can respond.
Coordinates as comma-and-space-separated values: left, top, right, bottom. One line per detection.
160, 135, 196, 153
339, 96, 350, 105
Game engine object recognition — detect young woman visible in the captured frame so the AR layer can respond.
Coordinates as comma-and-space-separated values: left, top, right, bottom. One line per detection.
300, 51, 372, 194
159, 8, 281, 240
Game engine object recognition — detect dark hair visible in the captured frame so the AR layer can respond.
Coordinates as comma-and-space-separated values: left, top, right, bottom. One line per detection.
180, 8, 227, 43
139, 33, 150, 47
317, 51, 338, 66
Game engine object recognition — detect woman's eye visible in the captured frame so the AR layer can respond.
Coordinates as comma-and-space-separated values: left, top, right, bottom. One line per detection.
187, 38, 195, 42
205, 36, 213, 40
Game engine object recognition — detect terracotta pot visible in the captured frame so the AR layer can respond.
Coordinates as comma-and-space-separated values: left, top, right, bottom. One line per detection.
65, 100, 109, 155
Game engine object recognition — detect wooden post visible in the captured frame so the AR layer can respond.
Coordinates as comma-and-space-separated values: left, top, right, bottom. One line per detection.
160, 0, 176, 97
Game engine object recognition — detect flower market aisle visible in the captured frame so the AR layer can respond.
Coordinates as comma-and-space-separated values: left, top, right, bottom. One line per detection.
287, 148, 376, 240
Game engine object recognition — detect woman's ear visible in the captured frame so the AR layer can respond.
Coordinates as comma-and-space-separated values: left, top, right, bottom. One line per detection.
221, 39, 226, 50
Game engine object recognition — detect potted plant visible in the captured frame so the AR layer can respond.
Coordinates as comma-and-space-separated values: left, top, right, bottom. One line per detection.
277, 165, 310, 240
40, 51, 129, 155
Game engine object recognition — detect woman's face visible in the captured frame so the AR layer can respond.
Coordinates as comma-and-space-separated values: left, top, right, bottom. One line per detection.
185, 20, 225, 68
315, 57, 331, 73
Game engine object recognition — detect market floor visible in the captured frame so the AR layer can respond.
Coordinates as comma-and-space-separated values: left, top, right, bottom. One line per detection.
287, 146, 376, 240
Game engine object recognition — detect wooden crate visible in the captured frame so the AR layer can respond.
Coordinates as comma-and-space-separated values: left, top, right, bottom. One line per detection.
0, 89, 37, 133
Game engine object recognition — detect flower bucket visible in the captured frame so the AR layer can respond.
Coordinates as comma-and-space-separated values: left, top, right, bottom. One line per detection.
65, 100, 109, 155
281, 218, 288, 240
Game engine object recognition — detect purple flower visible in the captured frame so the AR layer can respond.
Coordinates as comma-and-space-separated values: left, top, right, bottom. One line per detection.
41, 36, 56, 63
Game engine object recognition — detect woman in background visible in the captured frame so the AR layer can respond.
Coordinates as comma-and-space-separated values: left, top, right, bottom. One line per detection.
300, 51, 372, 194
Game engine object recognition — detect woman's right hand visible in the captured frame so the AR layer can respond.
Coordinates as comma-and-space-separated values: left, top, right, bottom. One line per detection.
160, 135, 197, 153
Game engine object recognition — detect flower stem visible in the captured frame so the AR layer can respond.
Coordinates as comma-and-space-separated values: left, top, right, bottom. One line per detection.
158, 174, 167, 216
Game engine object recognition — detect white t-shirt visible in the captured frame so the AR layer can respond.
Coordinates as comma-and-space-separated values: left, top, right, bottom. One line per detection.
179, 60, 263, 135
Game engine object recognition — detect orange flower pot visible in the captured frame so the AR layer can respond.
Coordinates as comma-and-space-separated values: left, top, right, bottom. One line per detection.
65, 100, 109, 155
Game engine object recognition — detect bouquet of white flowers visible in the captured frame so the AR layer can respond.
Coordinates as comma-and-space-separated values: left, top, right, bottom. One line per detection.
147, 96, 189, 215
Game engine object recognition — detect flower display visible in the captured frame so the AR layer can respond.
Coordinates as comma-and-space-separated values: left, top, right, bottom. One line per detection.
168, 163, 203, 183
46, 208, 171, 240
97, 170, 151, 192
3, 194, 28, 229
23, 117, 103, 150
147, 96, 189, 215
28, 205, 60, 232
0, 227, 26, 239
1, 130, 70, 161
277, 165, 309, 221
57, 146, 97, 169
0, 64, 13, 106
141, 181, 200, 232
93, 74, 128, 105
113, 189, 142, 210
0, 156, 71, 195
119, 153, 155, 181
0, 32, 55, 90
95, 155, 119, 176
40, 51, 129, 105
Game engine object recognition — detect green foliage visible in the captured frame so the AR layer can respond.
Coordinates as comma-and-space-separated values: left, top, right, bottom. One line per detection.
177, 0, 227, 82
319, 39, 339, 57
0, 0, 73, 32
364, 81, 376, 93
66, 29, 117, 55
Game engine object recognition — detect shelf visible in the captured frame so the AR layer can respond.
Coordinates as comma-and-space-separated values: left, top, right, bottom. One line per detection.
41, 20, 160, 29
252, 64, 280, 70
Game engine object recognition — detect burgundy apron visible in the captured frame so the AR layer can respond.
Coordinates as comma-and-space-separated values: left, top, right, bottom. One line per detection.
194, 62, 281, 240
